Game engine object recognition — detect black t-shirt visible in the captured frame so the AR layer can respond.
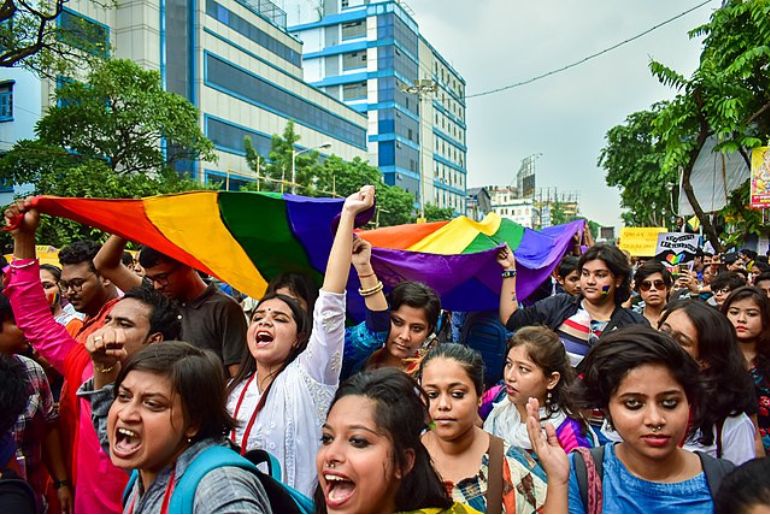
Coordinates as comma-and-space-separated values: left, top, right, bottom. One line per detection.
178, 284, 248, 366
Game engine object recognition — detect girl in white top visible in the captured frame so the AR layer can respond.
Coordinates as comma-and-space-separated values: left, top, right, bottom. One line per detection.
657, 299, 757, 465
226, 185, 375, 496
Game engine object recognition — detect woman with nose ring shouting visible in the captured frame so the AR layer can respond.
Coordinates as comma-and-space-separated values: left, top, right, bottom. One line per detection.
498, 243, 646, 368
225, 185, 376, 497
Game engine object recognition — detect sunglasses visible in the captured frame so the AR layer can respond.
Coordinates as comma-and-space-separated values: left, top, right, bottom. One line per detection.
639, 280, 666, 292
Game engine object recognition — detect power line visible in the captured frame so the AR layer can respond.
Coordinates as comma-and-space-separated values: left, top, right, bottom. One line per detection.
464, 0, 716, 100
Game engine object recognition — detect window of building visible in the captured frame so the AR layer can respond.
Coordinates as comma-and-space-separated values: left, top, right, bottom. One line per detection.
0, 82, 13, 122
341, 20, 366, 40
205, 54, 366, 148
342, 81, 367, 101
206, 0, 301, 67
342, 51, 367, 71
58, 9, 109, 57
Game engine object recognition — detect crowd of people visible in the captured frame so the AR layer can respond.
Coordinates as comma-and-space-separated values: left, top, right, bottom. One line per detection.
2, 185, 770, 514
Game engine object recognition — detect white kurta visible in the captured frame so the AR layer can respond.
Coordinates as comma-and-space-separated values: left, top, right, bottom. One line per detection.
227, 290, 345, 497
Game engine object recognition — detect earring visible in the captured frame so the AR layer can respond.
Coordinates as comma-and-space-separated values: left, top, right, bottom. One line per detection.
546, 391, 553, 406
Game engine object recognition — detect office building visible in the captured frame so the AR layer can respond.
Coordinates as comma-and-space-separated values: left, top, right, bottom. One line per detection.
283, 0, 467, 213
3, 0, 370, 192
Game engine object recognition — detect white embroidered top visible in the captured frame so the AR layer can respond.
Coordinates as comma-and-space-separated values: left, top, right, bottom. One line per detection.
227, 290, 345, 497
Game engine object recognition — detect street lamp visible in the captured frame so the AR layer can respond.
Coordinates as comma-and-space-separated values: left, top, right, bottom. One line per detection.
400, 79, 437, 220
291, 142, 332, 194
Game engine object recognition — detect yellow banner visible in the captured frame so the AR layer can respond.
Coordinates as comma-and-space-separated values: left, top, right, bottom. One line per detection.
618, 227, 667, 257
751, 147, 770, 209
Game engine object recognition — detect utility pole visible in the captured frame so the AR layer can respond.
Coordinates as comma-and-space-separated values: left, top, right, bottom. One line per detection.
401, 79, 438, 221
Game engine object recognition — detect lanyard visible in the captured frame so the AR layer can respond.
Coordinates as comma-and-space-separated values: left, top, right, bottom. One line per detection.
126, 467, 176, 514
229, 374, 268, 454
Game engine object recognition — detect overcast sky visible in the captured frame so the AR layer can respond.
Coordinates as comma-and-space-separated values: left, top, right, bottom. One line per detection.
408, 0, 718, 229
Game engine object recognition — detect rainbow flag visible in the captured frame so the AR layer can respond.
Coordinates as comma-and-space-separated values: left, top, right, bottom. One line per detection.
357, 216, 585, 314
28, 192, 583, 318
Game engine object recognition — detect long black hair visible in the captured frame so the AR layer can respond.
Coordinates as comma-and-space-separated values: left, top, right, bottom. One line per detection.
508, 326, 589, 431
722, 286, 770, 377
226, 293, 311, 399
314, 368, 452, 513
568, 325, 704, 441
660, 300, 756, 445
715, 457, 770, 513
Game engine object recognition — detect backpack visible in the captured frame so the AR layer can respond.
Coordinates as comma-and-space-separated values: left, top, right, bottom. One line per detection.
0, 469, 38, 514
122, 446, 315, 514
573, 446, 735, 514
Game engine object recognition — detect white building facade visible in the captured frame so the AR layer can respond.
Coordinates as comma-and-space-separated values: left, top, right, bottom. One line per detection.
5, 0, 369, 191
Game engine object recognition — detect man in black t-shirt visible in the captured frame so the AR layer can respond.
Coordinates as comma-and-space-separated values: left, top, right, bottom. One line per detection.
94, 236, 247, 377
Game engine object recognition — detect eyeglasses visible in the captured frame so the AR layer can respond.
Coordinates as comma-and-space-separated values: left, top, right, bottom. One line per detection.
59, 278, 89, 292
145, 264, 181, 286
639, 280, 666, 292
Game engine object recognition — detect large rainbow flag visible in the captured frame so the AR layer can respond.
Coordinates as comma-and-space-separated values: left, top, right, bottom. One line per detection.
28, 191, 583, 317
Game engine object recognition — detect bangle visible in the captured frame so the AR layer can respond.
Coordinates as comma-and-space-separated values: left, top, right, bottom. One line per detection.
358, 281, 384, 297
358, 272, 376, 279
9, 259, 35, 269
95, 363, 117, 374
501, 269, 517, 279
53, 479, 70, 489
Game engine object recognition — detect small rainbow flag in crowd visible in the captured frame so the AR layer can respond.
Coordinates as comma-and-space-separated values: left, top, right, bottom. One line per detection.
28, 191, 583, 317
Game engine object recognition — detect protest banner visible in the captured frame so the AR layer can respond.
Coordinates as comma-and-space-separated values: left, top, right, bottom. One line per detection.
618, 227, 667, 257
751, 146, 770, 209
655, 232, 699, 264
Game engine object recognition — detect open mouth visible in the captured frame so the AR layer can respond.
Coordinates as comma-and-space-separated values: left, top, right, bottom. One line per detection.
113, 427, 142, 458
323, 472, 356, 509
254, 331, 274, 347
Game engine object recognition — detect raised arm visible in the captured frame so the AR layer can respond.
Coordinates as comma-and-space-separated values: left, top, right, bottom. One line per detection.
4, 200, 77, 372
352, 236, 388, 312
322, 185, 375, 294
93, 235, 143, 292
300, 186, 376, 385
497, 244, 519, 325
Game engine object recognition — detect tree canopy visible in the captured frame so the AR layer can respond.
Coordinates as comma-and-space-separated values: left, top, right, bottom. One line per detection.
242, 121, 418, 227
0, 0, 110, 77
0, 58, 215, 245
600, 0, 770, 250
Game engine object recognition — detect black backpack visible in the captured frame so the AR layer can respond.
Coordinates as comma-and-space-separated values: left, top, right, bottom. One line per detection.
0, 469, 37, 514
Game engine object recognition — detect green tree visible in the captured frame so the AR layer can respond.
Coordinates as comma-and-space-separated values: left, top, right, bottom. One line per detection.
604, 0, 770, 250
549, 200, 570, 226
35, 59, 215, 174
244, 121, 323, 194
0, 0, 111, 78
423, 203, 455, 222
598, 105, 676, 227
0, 58, 215, 245
243, 124, 416, 226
